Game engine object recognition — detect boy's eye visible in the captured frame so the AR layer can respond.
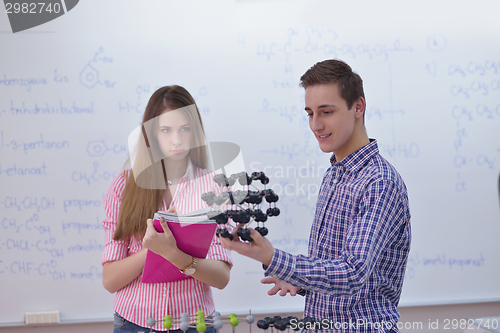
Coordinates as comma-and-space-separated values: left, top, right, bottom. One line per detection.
306, 113, 313, 117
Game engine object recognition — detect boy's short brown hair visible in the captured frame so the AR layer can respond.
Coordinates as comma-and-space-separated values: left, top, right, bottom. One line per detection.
300, 59, 365, 110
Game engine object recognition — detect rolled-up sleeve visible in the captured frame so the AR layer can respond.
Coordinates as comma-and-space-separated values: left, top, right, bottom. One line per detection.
101, 172, 130, 265
207, 233, 233, 268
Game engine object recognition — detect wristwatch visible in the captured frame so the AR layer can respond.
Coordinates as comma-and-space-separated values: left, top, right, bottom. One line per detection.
180, 256, 197, 276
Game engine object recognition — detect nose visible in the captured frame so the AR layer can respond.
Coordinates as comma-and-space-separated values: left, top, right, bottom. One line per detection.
309, 113, 323, 132
171, 130, 182, 146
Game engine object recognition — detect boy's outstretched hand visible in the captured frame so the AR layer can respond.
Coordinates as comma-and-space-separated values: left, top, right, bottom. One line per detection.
261, 276, 301, 296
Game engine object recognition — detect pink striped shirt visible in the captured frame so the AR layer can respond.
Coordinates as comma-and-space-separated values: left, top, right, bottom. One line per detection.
101, 165, 232, 331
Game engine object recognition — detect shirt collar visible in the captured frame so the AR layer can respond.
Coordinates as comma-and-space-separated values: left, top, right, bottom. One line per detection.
179, 158, 195, 182
330, 139, 379, 173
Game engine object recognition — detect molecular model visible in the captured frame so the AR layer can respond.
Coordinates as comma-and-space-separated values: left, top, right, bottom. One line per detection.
256, 315, 309, 331
201, 171, 280, 242
146, 311, 255, 332
146, 311, 315, 332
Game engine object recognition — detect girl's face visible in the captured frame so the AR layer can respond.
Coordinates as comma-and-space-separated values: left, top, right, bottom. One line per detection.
156, 109, 192, 162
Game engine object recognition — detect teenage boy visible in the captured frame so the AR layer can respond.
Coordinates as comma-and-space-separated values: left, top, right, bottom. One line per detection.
221, 59, 411, 332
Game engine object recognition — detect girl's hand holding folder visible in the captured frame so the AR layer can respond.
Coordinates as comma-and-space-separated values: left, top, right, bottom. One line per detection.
143, 217, 180, 263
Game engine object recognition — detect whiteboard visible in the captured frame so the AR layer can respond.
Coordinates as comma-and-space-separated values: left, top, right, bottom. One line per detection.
1, 0, 500, 325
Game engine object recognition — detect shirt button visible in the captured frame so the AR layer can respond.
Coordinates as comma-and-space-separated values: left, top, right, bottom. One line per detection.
333, 179, 338, 183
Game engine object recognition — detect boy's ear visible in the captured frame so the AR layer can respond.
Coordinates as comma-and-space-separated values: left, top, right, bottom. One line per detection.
353, 97, 366, 119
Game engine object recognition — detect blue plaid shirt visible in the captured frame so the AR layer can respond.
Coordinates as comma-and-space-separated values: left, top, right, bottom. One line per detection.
265, 140, 411, 332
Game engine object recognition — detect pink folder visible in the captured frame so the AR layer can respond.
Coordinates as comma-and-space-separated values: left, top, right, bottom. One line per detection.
141, 214, 217, 284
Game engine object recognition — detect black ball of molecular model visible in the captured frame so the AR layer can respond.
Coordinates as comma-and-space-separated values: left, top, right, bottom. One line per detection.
201, 171, 280, 242
256, 315, 309, 331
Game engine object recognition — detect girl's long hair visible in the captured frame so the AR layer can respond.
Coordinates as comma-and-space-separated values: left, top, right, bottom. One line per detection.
113, 85, 208, 241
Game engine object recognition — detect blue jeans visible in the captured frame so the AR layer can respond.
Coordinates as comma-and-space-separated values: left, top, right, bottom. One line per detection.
113, 312, 216, 333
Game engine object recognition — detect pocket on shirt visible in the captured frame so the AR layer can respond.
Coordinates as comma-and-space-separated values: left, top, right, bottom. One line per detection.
113, 312, 126, 329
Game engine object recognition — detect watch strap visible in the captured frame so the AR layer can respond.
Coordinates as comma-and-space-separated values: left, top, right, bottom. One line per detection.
180, 256, 197, 274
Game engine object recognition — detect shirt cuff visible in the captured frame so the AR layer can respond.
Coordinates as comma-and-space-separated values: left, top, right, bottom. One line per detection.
263, 248, 296, 282
101, 241, 129, 265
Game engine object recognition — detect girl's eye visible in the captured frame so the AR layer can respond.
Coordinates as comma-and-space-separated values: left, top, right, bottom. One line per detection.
182, 127, 191, 132
162, 128, 171, 133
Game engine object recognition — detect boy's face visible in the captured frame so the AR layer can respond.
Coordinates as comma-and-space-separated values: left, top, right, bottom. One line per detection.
304, 83, 363, 161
